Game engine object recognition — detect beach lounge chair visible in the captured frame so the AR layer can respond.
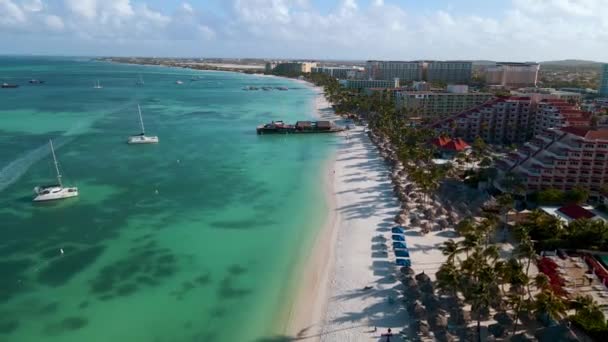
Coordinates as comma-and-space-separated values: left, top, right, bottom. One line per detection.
393, 242, 407, 249
392, 235, 405, 241
395, 250, 410, 258
391, 227, 405, 234
396, 258, 411, 267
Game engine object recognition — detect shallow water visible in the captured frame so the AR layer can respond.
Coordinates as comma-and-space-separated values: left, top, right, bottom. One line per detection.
0, 57, 334, 342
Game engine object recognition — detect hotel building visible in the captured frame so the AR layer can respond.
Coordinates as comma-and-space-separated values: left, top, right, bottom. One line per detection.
430, 97, 534, 144
533, 99, 591, 135
395, 91, 493, 118
496, 127, 608, 195
485, 62, 540, 88
426, 61, 473, 84
366, 61, 423, 83
340, 79, 400, 90
311, 66, 364, 79
600, 64, 608, 97
273, 62, 317, 74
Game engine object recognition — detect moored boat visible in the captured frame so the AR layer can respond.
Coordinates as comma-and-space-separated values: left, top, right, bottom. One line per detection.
29, 79, 45, 84
1, 83, 18, 88
128, 104, 159, 144
33, 140, 79, 202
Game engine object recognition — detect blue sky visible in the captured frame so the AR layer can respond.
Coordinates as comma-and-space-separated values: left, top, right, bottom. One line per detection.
1, 0, 607, 61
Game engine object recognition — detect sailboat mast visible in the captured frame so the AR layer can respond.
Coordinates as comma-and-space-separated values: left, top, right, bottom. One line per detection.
49, 140, 62, 187
137, 104, 145, 134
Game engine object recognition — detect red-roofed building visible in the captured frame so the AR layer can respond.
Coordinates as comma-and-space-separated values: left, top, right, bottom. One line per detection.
558, 204, 596, 220
431, 137, 471, 158
534, 99, 591, 135
496, 127, 608, 195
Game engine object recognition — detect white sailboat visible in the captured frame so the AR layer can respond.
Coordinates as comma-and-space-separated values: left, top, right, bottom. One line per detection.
33, 140, 79, 202
93, 80, 103, 89
128, 104, 159, 144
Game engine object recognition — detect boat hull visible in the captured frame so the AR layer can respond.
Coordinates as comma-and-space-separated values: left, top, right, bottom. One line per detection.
33, 186, 79, 202
128, 135, 159, 144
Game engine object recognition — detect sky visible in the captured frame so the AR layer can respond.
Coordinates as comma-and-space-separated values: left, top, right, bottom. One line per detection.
1, 0, 607, 61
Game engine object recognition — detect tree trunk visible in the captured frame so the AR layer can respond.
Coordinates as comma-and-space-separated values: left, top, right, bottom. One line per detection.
477, 317, 482, 342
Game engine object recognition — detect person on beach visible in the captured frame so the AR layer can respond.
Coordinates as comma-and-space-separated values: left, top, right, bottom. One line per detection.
381, 328, 393, 341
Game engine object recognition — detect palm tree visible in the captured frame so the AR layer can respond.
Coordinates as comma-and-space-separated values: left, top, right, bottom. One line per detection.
570, 294, 597, 315
436, 261, 461, 298
533, 289, 567, 322
439, 239, 461, 264
534, 273, 550, 292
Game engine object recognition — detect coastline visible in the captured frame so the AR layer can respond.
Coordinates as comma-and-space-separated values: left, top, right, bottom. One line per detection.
281, 84, 339, 339
283, 82, 410, 341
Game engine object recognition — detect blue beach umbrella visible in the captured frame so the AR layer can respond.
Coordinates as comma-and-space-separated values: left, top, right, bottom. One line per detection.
392, 235, 405, 241
396, 258, 411, 267
393, 242, 408, 249
391, 227, 405, 234
395, 250, 410, 258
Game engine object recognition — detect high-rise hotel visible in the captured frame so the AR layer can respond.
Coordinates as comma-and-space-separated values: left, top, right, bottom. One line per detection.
365, 60, 472, 84
600, 63, 608, 97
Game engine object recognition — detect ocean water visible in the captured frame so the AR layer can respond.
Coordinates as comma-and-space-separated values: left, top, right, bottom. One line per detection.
0, 57, 334, 342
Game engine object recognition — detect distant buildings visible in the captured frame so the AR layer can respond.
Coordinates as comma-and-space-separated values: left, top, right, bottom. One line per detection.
311, 66, 365, 79
365, 60, 472, 84
534, 99, 591, 135
395, 91, 493, 118
496, 127, 608, 195
430, 97, 534, 144
339, 79, 400, 90
426, 61, 472, 84
511, 88, 583, 104
600, 64, 608, 97
366, 61, 423, 83
485, 62, 540, 88
272, 62, 317, 74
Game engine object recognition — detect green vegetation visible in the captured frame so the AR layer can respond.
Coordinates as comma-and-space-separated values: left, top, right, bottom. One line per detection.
531, 187, 589, 205
518, 210, 608, 251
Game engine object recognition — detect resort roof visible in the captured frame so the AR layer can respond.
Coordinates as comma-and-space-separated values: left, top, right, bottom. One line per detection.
557, 204, 596, 220
560, 127, 608, 140
431, 137, 470, 151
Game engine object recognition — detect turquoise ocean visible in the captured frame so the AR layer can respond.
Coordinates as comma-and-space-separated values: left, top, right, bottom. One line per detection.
0, 57, 334, 342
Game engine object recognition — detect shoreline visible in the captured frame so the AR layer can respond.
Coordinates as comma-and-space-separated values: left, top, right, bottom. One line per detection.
281, 84, 339, 339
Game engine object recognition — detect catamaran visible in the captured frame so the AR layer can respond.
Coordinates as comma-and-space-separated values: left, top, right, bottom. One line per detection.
135, 74, 144, 86
93, 80, 103, 89
128, 104, 159, 144
33, 140, 79, 202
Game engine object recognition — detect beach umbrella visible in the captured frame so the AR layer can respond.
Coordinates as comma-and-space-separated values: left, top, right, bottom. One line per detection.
422, 292, 440, 310
431, 312, 448, 332
489, 323, 506, 338
393, 241, 408, 249
493, 311, 514, 326
403, 276, 417, 288
411, 301, 427, 319
392, 235, 405, 241
416, 272, 431, 284
400, 266, 415, 276
420, 281, 435, 295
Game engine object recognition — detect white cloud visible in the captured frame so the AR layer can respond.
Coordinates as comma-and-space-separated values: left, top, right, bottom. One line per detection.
44, 14, 64, 31
0, 0, 607, 60
0, 0, 26, 26
64, 0, 97, 19
22, 0, 43, 12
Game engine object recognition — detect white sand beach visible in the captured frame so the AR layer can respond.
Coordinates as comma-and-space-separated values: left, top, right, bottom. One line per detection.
283, 85, 471, 341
